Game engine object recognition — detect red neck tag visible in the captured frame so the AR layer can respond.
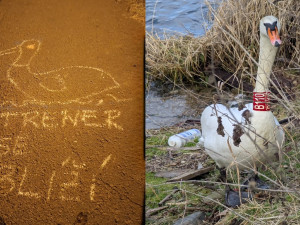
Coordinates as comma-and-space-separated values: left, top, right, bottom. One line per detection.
253, 92, 270, 111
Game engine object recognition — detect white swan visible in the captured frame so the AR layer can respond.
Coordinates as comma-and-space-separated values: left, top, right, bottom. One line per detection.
200, 16, 284, 169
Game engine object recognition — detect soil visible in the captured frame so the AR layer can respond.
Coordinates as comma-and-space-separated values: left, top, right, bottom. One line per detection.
146, 148, 209, 173
0, 0, 144, 224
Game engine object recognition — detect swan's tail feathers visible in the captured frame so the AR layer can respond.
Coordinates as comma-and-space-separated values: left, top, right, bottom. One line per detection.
197, 136, 205, 147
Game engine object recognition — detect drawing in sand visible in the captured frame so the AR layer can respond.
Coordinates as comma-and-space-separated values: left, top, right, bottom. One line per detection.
0, 40, 130, 106
0, 154, 113, 201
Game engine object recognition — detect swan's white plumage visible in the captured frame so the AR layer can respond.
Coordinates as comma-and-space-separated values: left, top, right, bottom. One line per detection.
200, 16, 285, 169
201, 103, 284, 168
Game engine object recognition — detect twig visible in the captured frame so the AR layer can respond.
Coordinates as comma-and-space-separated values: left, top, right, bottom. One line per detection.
149, 180, 298, 193
166, 201, 188, 206
158, 188, 179, 206
208, 205, 219, 220
278, 116, 296, 124
146, 206, 168, 217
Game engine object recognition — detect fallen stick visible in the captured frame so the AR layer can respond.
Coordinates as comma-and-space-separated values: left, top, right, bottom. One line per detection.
166, 201, 188, 206
167, 166, 215, 182
278, 116, 295, 124
158, 188, 179, 206
146, 206, 168, 217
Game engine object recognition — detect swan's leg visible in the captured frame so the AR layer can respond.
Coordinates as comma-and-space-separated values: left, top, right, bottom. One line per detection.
216, 167, 255, 207
225, 185, 253, 207
224, 170, 255, 207
241, 172, 269, 191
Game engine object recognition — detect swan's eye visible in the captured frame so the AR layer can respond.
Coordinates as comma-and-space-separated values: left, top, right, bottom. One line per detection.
26, 44, 35, 49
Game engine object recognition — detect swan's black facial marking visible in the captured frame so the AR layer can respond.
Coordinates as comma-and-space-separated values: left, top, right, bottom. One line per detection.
263, 21, 278, 32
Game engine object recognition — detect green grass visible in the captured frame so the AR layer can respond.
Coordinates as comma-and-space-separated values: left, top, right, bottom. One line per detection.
184, 137, 199, 147
146, 132, 200, 159
146, 172, 177, 208
146, 135, 168, 146
146, 132, 199, 147
145, 173, 211, 212
146, 148, 166, 158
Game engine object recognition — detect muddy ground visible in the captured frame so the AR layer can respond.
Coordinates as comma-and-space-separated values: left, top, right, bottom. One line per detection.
0, 0, 144, 224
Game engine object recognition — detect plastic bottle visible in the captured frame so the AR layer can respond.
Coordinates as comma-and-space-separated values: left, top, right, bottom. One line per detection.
168, 129, 201, 148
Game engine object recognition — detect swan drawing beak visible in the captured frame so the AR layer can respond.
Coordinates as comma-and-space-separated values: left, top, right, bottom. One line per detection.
0, 46, 18, 56
267, 27, 281, 47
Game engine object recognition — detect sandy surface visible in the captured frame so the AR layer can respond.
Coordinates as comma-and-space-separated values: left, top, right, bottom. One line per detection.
0, 0, 144, 224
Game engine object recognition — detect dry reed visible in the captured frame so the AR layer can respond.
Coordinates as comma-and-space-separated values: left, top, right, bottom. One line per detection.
146, 0, 300, 86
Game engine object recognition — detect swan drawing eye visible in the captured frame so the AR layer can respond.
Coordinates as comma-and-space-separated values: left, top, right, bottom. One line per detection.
26, 44, 35, 49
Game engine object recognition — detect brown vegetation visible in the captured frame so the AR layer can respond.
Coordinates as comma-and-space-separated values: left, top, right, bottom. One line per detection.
146, 0, 300, 89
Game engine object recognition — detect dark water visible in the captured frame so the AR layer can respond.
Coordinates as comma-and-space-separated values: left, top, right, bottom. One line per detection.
146, 0, 218, 36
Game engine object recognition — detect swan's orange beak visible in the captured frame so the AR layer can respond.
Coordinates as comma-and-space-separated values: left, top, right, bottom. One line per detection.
0, 46, 18, 56
268, 27, 281, 47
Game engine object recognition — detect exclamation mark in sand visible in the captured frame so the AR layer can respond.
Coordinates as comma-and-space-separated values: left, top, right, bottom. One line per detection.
90, 154, 112, 201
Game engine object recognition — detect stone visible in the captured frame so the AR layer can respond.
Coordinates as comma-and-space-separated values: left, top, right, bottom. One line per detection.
173, 212, 205, 225
202, 191, 223, 204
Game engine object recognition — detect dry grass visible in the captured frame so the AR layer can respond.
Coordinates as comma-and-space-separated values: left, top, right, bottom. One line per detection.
146, 0, 300, 87
146, 0, 300, 224
146, 33, 208, 85
206, 0, 299, 73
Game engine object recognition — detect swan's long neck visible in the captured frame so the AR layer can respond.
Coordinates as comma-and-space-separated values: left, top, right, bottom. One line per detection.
251, 35, 278, 140
254, 34, 278, 92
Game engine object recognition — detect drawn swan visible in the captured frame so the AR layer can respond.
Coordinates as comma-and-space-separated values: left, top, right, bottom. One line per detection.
0, 40, 120, 105
199, 16, 285, 170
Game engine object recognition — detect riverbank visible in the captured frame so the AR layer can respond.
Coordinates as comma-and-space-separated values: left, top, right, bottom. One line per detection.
146, 0, 300, 88
146, 0, 300, 224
